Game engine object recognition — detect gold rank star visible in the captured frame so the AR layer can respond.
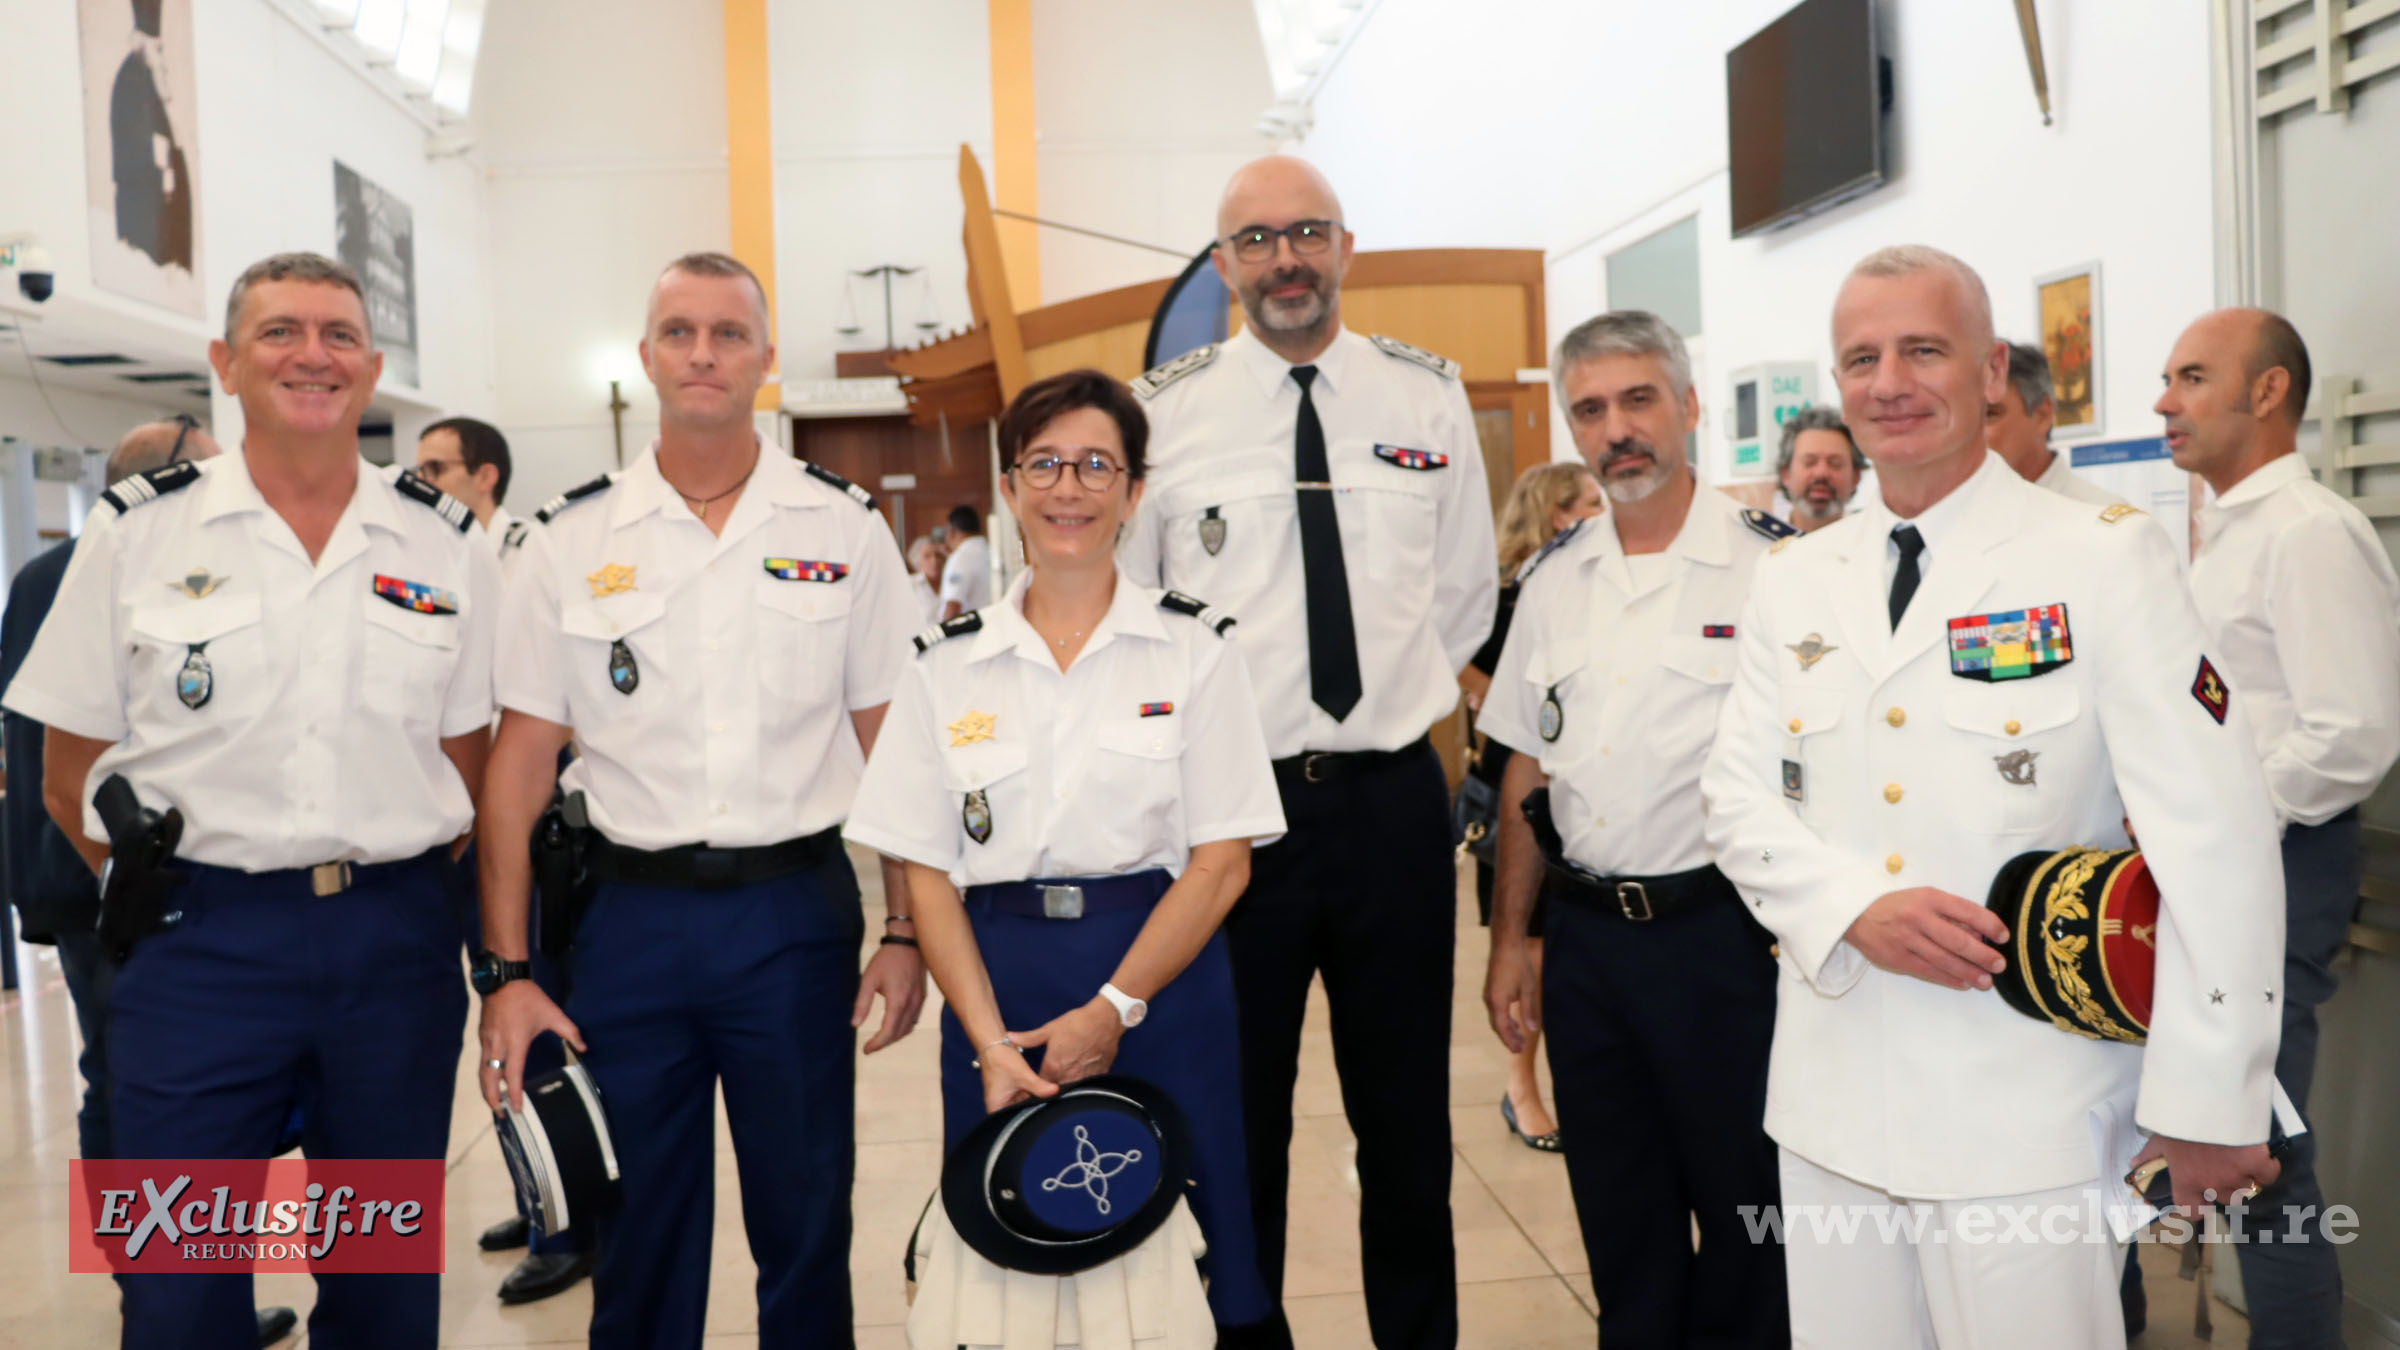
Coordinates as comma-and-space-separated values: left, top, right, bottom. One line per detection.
587, 562, 638, 598
948, 710, 997, 746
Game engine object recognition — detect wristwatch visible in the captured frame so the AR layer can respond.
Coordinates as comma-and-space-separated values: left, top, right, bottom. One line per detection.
470, 952, 533, 996
1098, 982, 1148, 1028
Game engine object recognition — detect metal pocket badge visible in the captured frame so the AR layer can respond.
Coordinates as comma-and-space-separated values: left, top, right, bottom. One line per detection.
1537, 685, 1563, 742
607, 639, 639, 695
176, 643, 213, 710
1197, 506, 1226, 557
962, 788, 993, 845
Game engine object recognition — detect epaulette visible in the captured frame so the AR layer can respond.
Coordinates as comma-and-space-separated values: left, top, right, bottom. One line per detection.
2099, 503, 2145, 525
1515, 518, 1587, 584
97, 459, 202, 514
1368, 333, 1461, 380
502, 519, 530, 550
1741, 507, 1799, 542
803, 460, 876, 510
1130, 344, 1218, 400
1157, 590, 1235, 637
534, 473, 616, 524
911, 611, 984, 654
394, 469, 473, 533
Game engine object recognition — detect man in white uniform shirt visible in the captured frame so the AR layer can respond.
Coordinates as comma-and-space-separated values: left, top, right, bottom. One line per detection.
939, 503, 994, 619
1481, 311, 1792, 1347
2164, 306, 2400, 1346
3, 252, 500, 1348
1121, 155, 1495, 1348
414, 415, 529, 568
1987, 341, 2121, 507
1700, 245, 2286, 1348
472, 252, 927, 1349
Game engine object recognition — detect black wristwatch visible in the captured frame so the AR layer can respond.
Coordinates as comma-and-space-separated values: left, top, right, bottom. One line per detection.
470, 952, 533, 996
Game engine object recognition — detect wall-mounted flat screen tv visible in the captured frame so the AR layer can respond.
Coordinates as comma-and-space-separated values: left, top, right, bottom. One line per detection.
1727, 0, 1888, 238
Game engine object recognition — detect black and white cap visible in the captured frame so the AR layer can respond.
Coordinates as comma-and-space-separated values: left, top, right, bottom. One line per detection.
939, 1074, 1194, 1276
494, 1060, 621, 1237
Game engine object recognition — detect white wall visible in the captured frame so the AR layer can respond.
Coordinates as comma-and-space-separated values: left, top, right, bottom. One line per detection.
1301, 0, 2215, 521
1032, 0, 1273, 303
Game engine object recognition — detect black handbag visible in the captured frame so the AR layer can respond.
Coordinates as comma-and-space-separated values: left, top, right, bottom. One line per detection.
1452, 760, 1501, 863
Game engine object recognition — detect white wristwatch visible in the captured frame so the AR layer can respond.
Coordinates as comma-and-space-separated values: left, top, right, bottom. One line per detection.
1098, 982, 1148, 1028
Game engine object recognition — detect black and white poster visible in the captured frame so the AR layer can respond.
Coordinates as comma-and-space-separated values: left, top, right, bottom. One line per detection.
78, 0, 204, 317
334, 161, 420, 387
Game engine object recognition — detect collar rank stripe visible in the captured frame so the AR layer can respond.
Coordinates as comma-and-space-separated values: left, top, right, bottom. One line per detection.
373, 573, 459, 615
1138, 702, 1174, 718
1372, 444, 1449, 470
763, 557, 849, 583
1948, 603, 2072, 681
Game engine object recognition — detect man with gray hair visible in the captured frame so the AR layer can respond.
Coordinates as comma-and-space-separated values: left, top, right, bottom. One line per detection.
1483, 309, 1792, 1347
1987, 340, 2120, 506
1701, 245, 2285, 1347
1774, 405, 1864, 532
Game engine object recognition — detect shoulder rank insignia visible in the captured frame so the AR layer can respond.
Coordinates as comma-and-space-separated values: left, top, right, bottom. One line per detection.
534, 473, 616, 524
1158, 590, 1235, 636
2099, 502, 2144, 524
393, 470, 473, 533
1130, 344, 1219, 400
1368, 333, 1461, 380
502, 519, 530, 550
98, 459, 202, 514
912, 610, 985, 654
1741, 507, 1799, 542
802, 460, 877, 510
1515, 518, 1586, 584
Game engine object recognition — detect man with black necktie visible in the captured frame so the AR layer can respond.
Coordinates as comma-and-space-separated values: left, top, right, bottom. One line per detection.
1121, 156, 1496, 1348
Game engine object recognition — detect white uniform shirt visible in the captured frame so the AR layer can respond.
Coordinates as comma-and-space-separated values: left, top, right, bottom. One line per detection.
1122, 327, 1497, 758
1481, 486, 1785, 877
496, 442, 918, 850
910, 572, 943, 625
1700, 452, 2285, 1199
2191, 452, 2400, 826
941, 532, 994, 612
845, 571, 1285, 888
2032, 451, 2123, 507
2, 453, 500, 869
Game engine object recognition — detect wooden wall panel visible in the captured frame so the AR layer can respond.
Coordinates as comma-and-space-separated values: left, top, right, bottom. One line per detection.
1026, 320, 1153, 382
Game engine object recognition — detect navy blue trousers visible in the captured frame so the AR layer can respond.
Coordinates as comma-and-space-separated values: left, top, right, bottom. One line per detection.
108, 852, 465, 1350
568, 855, 864, 1350
937, 871, 1275, 1330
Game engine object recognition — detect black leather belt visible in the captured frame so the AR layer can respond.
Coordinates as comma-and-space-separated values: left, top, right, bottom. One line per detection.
1273, 734, 1432, 788
585, 828, 841, 891
966, 870, 1171, 920
184, 847, 442, 901
1545, 861, 1737, 923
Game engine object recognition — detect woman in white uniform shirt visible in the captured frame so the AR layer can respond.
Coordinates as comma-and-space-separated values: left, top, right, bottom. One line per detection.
846, 369, 1287, 1343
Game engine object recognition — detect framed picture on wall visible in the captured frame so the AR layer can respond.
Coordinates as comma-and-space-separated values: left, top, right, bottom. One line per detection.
2034, 262, 2103, 440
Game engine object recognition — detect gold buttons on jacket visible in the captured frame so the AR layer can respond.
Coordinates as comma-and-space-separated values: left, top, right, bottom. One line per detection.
1789, 718, 1803, 733
1886, 707, 1907, 728
1884, 784, 1904, 804
1885, 854, 1905, 874
2005, 719, 2022, 736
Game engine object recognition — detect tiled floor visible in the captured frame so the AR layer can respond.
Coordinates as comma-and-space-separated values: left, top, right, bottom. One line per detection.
0, 847, 2243, 1347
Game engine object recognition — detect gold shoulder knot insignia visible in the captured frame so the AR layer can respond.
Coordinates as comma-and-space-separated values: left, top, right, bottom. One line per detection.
2099, 503, 2144, 524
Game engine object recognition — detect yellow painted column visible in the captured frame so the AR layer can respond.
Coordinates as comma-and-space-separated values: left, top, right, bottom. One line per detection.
988, 0, 1039, 307
724, 0, 781, 410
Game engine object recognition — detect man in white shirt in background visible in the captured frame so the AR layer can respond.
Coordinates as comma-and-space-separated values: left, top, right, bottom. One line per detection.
939, 503, 993, 620
1987, 341, 2120, 507
414, 416, 528, 563
2164, 306, 2400, 1348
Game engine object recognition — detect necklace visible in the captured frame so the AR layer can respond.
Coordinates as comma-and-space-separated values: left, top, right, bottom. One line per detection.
670, 453, 759, 513
1047, 629, 1086, 648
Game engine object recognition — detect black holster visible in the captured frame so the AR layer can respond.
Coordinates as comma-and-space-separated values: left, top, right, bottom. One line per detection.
92, 774, 187, 961
532, 790, 595, 960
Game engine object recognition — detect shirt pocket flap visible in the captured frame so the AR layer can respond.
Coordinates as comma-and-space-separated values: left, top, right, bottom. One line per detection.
1096, 720, 1184, 760
561, 593, 667, 642
1174, 470, 1286, 515
1777, 686, 1847, 739
940, 742, 1030, 791
363, 598, 461, 649
1521, 638, 1588, 691
756, 576, 855, 622
1658, 634, 1735, 686
129, 593, 262, 646
1942, 680, 2080, 740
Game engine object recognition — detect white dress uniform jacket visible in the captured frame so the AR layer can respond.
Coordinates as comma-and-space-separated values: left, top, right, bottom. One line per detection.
3, 453, 500, 870
1700, 452, 2286, 1199
2032, 451, 2124, 507
844, 572, 1285, 886
2191, 451, 2400, 826
496, 442, 918, 850
1481, 485, 1786, 877
1120, 327, 1497, 758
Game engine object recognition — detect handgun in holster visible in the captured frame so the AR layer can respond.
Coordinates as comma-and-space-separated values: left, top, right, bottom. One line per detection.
91, 774, 188, 961
1519, 786, 1605, 891
532, 789, 595, 960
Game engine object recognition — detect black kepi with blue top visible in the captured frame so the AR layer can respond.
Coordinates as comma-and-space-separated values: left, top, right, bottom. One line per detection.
940, 1074, 1195, 1276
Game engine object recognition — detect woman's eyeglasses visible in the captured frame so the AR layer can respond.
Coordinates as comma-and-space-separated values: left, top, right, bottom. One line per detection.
1011, 453, 1123, 491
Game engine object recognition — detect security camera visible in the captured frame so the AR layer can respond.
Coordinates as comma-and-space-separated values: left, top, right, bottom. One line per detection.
14, 245, 54, 304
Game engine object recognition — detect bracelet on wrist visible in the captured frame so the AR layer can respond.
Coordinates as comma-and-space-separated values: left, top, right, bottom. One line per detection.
884, 914, 914, 926
878, 934, 919, 949
971, 1033, 1021, 1069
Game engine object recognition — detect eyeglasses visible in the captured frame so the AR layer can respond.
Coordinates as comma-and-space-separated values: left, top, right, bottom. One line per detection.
1011, 452, 1123, 491
1221, 220, 1341, 264
415, 457, 464, 480
164, 413, 201, 465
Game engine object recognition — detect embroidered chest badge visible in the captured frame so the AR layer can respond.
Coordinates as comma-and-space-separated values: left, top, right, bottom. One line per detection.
1948, 604, 2073, 681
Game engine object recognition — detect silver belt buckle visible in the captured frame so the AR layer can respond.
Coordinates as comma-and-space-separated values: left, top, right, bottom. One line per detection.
1303, 753, 1332, 783
1616, 880, 1653, 922
311, 862, 353, 897
1041, 885, 1085, 920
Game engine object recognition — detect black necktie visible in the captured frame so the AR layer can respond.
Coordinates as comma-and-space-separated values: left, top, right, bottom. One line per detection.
1888, 523, 1925, 631
1291, 366, 1361, 721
